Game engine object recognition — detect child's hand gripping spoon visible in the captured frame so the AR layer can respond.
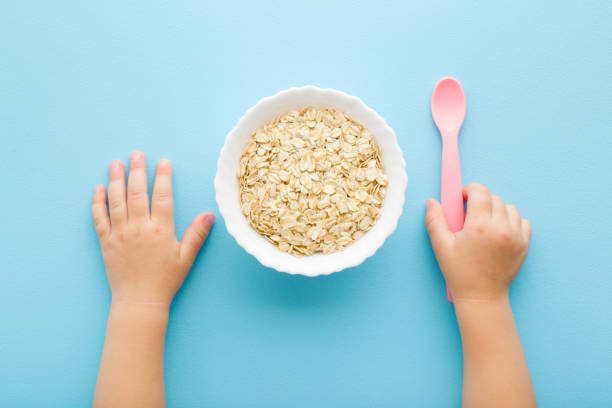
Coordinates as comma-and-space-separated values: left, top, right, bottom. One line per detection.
431, 77, 467, 302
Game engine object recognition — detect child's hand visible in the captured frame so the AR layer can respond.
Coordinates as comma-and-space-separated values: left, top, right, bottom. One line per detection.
426, 183, 537, 407
92, 151, 214, 306
425, 183, 531, 302
92, 151, 214, 407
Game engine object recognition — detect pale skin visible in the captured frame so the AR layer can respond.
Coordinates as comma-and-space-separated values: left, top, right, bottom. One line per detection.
92, 151, 214, 408
425, 183, 537, 408
92, 151, 535, 407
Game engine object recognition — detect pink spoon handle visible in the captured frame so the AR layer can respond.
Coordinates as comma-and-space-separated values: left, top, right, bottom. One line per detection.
440, 130, 465, 302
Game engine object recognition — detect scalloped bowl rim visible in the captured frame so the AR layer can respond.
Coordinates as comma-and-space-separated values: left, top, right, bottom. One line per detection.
214, 86, 407, 276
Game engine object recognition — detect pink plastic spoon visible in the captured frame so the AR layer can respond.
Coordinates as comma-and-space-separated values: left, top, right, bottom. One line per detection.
431, 77, 466, 302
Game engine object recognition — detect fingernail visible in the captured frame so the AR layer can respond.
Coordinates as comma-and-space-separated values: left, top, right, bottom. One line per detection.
110, 161, 120, 172
130, 151, 142, 161
426, 199, 434, 210
202, 213, 215, 229
158, 158, 171, 168
94, 185, 103, 194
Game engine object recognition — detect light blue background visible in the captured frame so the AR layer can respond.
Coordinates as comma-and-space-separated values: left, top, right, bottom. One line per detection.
1, 1, 611, 406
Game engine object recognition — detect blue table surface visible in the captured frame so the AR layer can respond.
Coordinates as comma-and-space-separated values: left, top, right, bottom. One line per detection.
2, 1, 611, 406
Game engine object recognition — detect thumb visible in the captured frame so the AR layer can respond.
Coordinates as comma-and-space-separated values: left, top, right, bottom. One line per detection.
425, 199, 453, 251
180, 212, 215, 265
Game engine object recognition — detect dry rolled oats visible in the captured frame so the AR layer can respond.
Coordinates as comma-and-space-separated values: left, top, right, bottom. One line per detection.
238, 107, 387, 256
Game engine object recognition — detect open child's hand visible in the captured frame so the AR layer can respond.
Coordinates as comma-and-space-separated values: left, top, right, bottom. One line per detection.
425, 183, 531, 302
91, 151, 214, 306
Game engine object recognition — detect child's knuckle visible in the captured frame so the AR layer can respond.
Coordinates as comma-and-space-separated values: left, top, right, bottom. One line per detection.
474, 183, 490, 196
497, 230, 513, 245
473, 222, 487, 234
424, 215, 436, 230
128, 188, 145, 200
154, 191, 171, 201
94, 219, 107, 234
109, 199, 123, 210
194, 228, 208, 242
113, 230, 126, 242
128, 224, 142, 238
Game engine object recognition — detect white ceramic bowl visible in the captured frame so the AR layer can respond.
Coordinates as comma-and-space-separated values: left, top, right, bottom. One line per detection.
215, 86, 407, 276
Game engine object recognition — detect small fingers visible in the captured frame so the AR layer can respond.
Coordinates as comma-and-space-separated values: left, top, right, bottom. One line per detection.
463, 183, 492, 224
92, 185, 110, 239
492, 195, 508, 222
506, 204, 522, 230
425, 199, 453, 251
127, 151, 150, 222
180, 213, 215, 266
521, 218, 532, 243
151, 159, 174, 227
107, 160, 127, 227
